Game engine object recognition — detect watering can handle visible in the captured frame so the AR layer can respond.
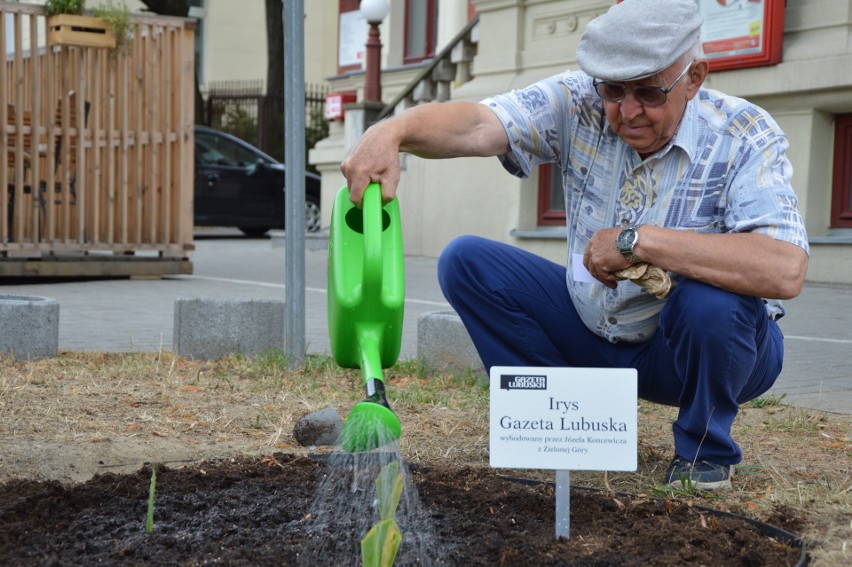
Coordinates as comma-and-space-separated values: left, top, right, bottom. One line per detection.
362, 182, 383, 293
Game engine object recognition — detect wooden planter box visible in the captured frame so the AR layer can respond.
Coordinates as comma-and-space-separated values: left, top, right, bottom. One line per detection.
47, 14, 116, 49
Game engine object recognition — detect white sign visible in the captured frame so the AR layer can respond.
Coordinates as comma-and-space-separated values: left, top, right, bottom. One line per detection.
325, 95, 342, 120
338, 10, 367, 68
489, 367, 637, 471
571, 253, 599, 284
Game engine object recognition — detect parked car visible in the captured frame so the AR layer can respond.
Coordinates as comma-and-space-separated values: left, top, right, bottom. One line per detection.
194, 125, 321, 236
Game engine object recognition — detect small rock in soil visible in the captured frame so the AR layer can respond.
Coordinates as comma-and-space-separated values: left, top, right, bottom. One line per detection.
293, 407, 343, 446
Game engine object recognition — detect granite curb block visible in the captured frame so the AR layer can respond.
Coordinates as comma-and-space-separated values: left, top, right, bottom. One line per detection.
173, 297, 286, 360
417, 310, 485, 378
0, 294, 59, 360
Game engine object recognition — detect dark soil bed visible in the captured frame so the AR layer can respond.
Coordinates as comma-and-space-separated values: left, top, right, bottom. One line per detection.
0, 453, 805, 566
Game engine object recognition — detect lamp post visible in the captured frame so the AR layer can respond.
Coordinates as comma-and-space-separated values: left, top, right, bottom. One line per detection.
360, 0, 389, 104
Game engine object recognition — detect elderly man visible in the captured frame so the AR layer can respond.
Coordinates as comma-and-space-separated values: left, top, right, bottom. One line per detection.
341, 0, 808, 490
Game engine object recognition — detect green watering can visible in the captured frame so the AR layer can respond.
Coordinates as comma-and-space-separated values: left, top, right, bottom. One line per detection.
328, 183, 405, 453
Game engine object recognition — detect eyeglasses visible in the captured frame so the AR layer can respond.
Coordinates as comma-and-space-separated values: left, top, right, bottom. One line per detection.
593, 61, 693, 108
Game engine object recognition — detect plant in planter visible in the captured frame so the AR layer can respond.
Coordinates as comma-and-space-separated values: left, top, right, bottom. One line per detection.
45, 0, 86, 16
91, 0, 132, 57
46, 0, 132, 55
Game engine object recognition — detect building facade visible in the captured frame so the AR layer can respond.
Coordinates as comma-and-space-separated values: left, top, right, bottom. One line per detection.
309, 0, 852, 286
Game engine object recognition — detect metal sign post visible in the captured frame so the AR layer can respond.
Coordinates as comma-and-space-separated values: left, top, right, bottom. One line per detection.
283, 0, 306, 368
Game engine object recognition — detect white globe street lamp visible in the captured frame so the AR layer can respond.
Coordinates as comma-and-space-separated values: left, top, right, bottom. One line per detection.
360, 0, 390, 103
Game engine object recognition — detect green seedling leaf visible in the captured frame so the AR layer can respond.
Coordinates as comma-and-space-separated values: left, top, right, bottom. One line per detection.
361, 461, 405, 567
375, 461, 403, 521
146, 466, 156, 533
361, 518, 402, 567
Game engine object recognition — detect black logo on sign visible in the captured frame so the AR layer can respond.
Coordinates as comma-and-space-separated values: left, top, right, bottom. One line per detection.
500, 374, 547, 391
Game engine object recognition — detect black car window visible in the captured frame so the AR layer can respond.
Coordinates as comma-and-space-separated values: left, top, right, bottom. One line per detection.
196, 131, 259, 167
196, 141, 226, 165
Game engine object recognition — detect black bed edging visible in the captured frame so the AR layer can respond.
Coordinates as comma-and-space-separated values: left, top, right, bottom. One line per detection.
502, 475, 809, 567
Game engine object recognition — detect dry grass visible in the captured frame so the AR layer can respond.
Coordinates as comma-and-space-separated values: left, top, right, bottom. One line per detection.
0, 351, 849, 565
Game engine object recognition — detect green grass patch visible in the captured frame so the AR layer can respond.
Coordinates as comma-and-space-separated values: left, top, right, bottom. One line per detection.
748, 393, 787, 409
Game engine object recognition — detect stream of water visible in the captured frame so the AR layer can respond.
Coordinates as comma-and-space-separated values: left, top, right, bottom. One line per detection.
299, 443, 446, 565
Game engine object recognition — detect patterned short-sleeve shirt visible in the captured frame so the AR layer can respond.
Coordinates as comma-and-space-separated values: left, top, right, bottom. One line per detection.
482, 70, 809, 343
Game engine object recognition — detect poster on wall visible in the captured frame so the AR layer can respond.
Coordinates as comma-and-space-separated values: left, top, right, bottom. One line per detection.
338, 10, 368, 70
617, 0, 785, 72
698, 0, 784, 71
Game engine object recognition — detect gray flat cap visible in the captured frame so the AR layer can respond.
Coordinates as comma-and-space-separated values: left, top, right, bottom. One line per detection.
577, 0, 703, 81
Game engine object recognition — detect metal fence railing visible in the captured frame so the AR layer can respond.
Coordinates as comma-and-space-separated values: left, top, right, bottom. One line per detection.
202, 80, 329, 166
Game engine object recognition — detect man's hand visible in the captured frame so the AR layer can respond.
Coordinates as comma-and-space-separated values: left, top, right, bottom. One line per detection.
340, 119, 403, 207
584, 227, 634, 288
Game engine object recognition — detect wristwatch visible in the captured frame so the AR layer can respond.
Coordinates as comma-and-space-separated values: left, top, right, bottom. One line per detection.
616, 226, 642, 263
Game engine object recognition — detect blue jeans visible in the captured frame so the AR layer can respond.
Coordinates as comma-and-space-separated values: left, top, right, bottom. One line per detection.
437, 235, 783, 464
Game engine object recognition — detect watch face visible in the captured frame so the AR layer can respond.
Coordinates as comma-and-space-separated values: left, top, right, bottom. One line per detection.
617, 228, 636, 251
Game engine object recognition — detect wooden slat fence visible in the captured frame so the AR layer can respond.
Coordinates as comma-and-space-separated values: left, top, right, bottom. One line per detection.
1, 2, 194, 273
